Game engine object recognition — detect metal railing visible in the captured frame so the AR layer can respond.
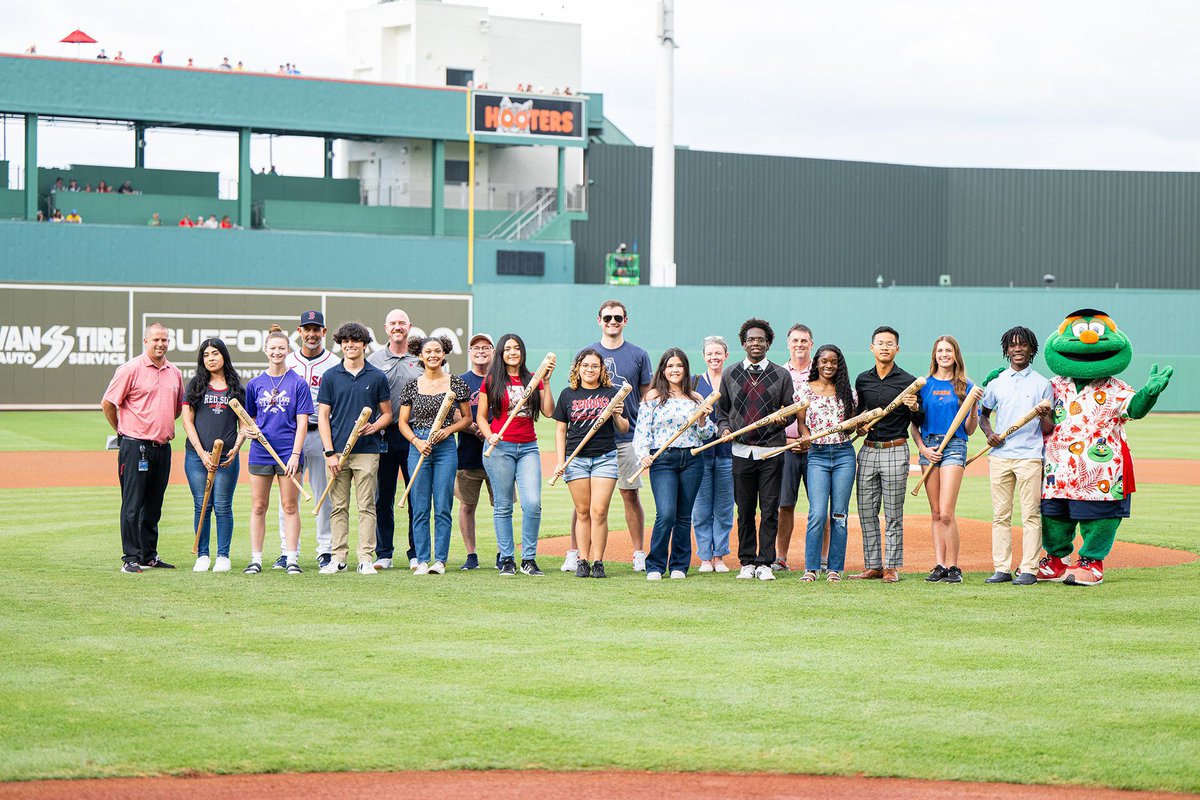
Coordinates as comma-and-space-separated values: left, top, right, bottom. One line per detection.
484, 188, 558, 240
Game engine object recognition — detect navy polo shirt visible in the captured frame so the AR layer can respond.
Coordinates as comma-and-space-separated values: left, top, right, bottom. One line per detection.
316, 360, 390, 454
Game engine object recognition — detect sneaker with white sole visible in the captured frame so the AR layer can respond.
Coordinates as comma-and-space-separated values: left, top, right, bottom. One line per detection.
319, 561, 346, 575
669, 570, 686, 579
316, 553, 332, 570
698, 560, 713, 573
520, 559, 544, 576
646, 570, 663, 581
357, 561, 377, 575
213, 556, 232, 573
409, 557, 420, 570
736, 564, 756, 579
374, 558, 393, 570
193, 555, 211, 572
713, 559, 730, 573
430, 561, 446, 575
561, 549, 579, 572
272, 555, 288, 570
120, 562, 143, 574
756, 564, 776, 581
632, 551, 647, 572
413, 561, 430, 575
286, 563, 303, 575
243, 562, 262, 574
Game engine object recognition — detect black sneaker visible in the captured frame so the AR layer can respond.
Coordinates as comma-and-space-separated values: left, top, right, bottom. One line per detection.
286, 563, 303, 575
120, 562, 143, 574
141, 557, 175, 569
272, 555, 288, 570
460, 553, 480, 570
498, 557, 516, 577
520, 559, 544, 576
495, 552, 502, 569
243, 562, 262, 574
941, 566, 963, 584
925, 565, 948, 582
316, 553, 332, 569
591, 560, 607, 579
575, 559, 591, 578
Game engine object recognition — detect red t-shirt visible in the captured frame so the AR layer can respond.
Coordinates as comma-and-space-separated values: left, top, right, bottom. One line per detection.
482, 374, 544, 444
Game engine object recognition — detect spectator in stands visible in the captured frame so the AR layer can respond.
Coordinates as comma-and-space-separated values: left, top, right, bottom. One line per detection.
219, 58, 232, 70
152, 51, 163, 64
277, 65, 286, 74
178, 215, 194, 227
187, 58, 194, 68
36, 210, 45, 222
220, 215, 233, 229
114, 51, 126, 62
26, 45, 37, 55
96, 180, 109, 193
65, 209, 83, 224
564, 87, 573, 95
51, 209, 65, 222
118, 180, 135, 194
67, 179, 80, 192
268, 166, 278, 175
516, 83, 525, 92
235, 61, 245, 71
148, 213, 162, 227
96, 49, 108, 60
83, 183, 93, 192
204, 215, 219, 229
53, 177, 65, 193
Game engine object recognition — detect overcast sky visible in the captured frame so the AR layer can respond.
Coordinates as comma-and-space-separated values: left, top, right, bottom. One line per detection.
6, 0, 1200, 190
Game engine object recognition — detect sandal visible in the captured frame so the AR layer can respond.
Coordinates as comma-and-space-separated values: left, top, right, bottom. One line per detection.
800, 571, 818, 582
827, 571, 841, 582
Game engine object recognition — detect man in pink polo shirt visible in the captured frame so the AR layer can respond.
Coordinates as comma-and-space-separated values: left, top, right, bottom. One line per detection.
102, 323, 185, 573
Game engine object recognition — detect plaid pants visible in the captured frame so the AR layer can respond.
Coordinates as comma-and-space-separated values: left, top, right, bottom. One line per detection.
855, 443, 909, 570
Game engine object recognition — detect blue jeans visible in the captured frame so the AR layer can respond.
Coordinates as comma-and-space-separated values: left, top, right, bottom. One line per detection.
647, 448, 703, 574
805, 442, 856, 572
184, 448, 240, 558
692, 451, 733, 560
406, 429, 457, 564
483, 441, 543, 561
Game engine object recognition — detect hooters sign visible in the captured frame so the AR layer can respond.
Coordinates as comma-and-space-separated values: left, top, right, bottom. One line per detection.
472, 92, 585, 142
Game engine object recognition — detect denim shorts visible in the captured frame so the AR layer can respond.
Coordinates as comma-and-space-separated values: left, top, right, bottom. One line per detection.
917, 433, 968, 468
564, 450, 619, 483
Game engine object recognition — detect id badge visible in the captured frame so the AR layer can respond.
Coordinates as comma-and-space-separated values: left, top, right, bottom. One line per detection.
138, 444, 149, 472
379, 435, 388, 454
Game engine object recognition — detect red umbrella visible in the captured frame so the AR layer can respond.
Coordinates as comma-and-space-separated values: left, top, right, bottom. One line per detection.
60, 29, 97, 58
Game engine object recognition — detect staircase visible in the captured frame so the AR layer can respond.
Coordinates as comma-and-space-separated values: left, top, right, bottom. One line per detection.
484, 188, 557, 240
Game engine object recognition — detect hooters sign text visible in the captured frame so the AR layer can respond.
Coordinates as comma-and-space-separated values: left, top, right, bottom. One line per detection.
472, 92, 585, 142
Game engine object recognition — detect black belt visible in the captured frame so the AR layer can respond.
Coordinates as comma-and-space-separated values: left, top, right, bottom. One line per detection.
307, 422, 319, 431
122, 436, 168, 447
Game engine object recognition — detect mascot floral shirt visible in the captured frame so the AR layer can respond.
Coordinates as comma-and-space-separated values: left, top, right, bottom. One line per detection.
1042, 376, 1132, 502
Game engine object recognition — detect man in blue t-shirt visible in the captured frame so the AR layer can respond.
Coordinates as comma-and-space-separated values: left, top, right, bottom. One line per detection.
562, 300, 653, 574
455, 333, 495, 570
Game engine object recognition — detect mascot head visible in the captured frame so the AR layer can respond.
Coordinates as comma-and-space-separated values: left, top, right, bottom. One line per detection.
1044, 308, 1132, 380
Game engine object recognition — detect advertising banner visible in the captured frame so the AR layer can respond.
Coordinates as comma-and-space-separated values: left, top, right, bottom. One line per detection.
0, 284, 472, 408
472, 91, 585, 142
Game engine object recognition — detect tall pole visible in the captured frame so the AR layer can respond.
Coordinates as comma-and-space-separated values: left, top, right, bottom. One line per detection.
649, 0, 677, 287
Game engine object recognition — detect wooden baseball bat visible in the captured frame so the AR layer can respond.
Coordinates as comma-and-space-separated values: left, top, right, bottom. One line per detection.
483, 353, 555, 458
965, 399, 1051, 467
227, 398, 312, 501
911, 386, 983, 496
312, 406, 374, 515
852, 376, 926, 440
550, 383, 633, 486
398, 390, 457, 508
627, 389, 720, 481
758, 406, 884, 461
192, 438, 224, 555
689, 400, 808, 456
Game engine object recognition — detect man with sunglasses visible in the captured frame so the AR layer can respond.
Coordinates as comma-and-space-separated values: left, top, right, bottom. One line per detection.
562, 301, 653, 573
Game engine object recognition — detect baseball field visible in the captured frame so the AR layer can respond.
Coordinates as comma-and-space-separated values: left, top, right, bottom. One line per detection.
0, 410, 1197, 796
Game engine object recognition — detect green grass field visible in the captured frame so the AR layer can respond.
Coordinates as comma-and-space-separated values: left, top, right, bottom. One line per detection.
0, 412, 1197, 790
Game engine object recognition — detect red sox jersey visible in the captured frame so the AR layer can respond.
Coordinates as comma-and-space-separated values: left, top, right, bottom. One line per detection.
286, 348, 339, 409
1042, 376, 1133, 502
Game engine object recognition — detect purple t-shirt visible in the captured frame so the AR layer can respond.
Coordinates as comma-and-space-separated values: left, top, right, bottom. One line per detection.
246, 370, 315, 465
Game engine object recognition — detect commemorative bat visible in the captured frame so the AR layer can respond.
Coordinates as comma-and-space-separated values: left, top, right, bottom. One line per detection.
398, 390, 456, 508
757, 406, 885, 461
852, 376, 926, 440
911, 386, 983, 497
965, 399, 1052, 467
312, 406, 373, 515
227, 398, 312, 501
549, 383, 633, 486
483, 352, 555, 458
626, 389, 720, 482
192, 438, 224, 555
689, 400, 808, 456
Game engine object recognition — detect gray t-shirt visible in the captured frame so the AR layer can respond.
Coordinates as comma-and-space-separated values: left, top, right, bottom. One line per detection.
368, 346, 422, 418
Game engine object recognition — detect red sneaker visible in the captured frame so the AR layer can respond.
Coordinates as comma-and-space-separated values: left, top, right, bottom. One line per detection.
1036, 555, 1069, 582
1064, 557, 1104, 586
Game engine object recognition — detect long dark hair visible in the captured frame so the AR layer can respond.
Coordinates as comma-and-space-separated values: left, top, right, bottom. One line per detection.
486, 333, 542, 421
808, 344, 854, 421
649, 347, 700, 403
186, 338, 244, 408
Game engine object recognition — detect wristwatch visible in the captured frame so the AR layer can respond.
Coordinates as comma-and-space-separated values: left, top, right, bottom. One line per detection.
324, 449, 336, 457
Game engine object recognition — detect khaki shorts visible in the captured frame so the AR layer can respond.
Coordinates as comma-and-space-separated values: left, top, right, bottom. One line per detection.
454, 468, 494, 506
615, 441, 643, 491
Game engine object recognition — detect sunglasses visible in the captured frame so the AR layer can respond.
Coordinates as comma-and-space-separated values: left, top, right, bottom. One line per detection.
601, 314, 625, 323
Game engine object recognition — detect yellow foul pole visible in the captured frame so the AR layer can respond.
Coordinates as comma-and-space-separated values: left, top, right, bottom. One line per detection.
466, 88, 475, 286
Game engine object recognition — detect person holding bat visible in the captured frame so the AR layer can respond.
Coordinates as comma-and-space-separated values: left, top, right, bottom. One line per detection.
551, 349, 628, 578
795, 345, 857, 583
913, 335, 979, 584
316, 322, 393, 575
692, 335, 734, 573
397, 335, 473, 575
633, 348, 716, 580
978, 326, 1054, 586
242, 325, 314, 575
477, 334, 556, 577
181, 338, 245, 573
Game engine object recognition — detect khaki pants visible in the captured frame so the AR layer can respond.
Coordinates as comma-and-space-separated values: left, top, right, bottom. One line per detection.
989, 456, 1042, 574
330, 453, 380, 565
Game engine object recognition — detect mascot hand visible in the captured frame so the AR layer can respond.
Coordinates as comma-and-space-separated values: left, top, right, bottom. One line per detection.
1144, 364, 1173, 397
981, 367, 1004, 388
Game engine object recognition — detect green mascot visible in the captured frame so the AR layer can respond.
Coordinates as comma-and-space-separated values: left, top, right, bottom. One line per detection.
1037, 309, 1173, 585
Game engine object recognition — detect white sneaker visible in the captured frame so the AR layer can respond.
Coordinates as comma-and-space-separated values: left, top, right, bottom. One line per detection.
319, 561, 345, 575
193, 555, 211, 572
646, 570, 663, 581
698, 560, 713, 573
713, 559, 730, 573
409, 557, 419, 570
632, 550, 647, 572
374, 558, 393, 570
736, 564, 756, 580
357, 561, 377, 575
561, 549, 579, 572
756, 564, 776, 581
429, 561, 446, 574
669, 570, 686, 580
413, 561, 430, 575
212, 556, 232, 573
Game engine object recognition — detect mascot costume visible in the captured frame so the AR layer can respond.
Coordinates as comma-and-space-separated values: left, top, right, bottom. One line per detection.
1035, 309, 1173, 586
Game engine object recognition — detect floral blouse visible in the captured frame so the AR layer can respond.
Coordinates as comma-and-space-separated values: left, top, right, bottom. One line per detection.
632, 395, 717, 460
799, 383, 858, 445
399, 375, 470, 430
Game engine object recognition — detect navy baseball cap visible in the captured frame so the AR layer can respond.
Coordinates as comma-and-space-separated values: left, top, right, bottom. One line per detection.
299, 310, 325, 328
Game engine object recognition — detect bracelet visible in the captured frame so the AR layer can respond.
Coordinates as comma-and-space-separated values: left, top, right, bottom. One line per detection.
291, 452, 302, 457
